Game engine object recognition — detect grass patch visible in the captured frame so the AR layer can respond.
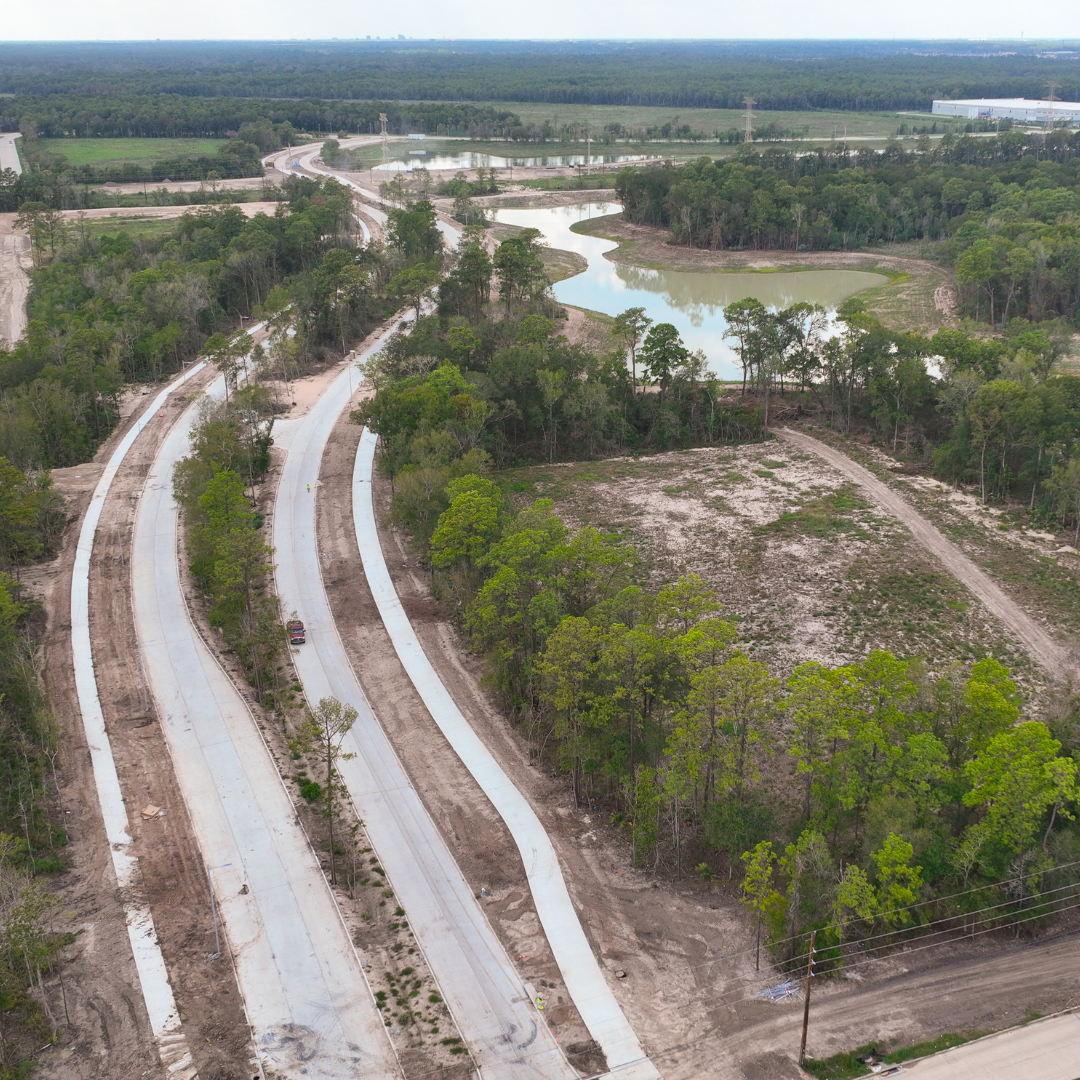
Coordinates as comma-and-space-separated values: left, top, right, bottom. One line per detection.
78, 216, 186, 240
41, 137, 226, 167
760, 485, 871, 538
804, 1032, 982, 1079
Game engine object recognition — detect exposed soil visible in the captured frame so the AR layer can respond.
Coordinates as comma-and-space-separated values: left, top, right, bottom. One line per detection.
0, 214, 31, 347
27, 367, 253, 1080
776, 426, 1077, 683
314, 398, 606, 1076
498, 436, 1043, 698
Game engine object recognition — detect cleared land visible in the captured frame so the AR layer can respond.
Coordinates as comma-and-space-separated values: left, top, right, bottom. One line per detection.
40, 137, 226, 167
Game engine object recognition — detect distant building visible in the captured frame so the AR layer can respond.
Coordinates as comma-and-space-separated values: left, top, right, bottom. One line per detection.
932, 98, 1080, 124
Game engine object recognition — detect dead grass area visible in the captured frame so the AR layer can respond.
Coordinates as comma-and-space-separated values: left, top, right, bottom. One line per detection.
570, 213, 956, 335
787, 421, 1080, 688
500, 439, 1037, 689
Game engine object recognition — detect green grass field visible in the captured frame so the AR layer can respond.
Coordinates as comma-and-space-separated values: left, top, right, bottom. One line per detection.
481, 101, 959, 141
40, 137, 226, 168
78, 215, 186, 240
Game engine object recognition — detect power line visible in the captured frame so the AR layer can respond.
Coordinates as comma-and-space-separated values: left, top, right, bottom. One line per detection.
697, 886, 1080, 1016
686, 856, 1080, 975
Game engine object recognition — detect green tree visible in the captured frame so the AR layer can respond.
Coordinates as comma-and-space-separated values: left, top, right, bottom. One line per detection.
872, 833, 923, 924
389, 265, 441, 321
639, 323, 688, 402
833, 863, 877, 944
298, 697, 358, 886
963, 721, 1077, 855
741, 840, 781, 970
612, 307, 652, 390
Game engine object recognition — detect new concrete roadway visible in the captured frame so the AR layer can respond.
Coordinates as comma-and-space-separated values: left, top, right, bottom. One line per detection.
131, 363, 399, 1080
904, 1011, 1080, 1080
353, 428, 660, 1080
272, 324, 578, 1080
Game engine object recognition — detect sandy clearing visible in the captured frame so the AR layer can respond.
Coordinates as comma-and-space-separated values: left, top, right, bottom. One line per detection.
0, 227, 30, 346
776, 427, 1077, 682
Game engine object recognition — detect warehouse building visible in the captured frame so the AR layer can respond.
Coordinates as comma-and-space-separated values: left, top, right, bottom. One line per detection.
932, 98, 1080, 124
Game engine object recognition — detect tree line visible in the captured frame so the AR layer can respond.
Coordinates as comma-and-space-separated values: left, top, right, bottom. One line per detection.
2, 95, 522, 142
1, 40, 1078, 112
0, 176, 382, 470
421, 469, 1079, 962
616, 131, 1080, 325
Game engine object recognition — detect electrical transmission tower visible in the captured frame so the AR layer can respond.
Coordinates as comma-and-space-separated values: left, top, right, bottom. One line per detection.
743, 97, 757, 144
379, 113, 389, 161
1040, 83, 1060, 126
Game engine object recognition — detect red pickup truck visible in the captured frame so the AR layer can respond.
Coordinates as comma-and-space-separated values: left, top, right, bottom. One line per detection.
287, 619, 306, 645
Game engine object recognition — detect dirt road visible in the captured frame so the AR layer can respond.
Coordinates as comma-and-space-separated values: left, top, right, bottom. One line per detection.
36, 370, 252, 1080
776, 427, 1077, 682
0, 215, 31, 345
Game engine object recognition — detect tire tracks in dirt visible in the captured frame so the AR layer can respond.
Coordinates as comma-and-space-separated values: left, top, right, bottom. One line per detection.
38, 371, 252, 1080
776, 427, 1077, 683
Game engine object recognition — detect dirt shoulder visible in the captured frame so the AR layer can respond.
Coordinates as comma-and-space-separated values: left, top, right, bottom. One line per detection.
28, 367, 252, 1080
570, 212, 957, 335
0, 215, 31, 346
316, 403, 606, 1075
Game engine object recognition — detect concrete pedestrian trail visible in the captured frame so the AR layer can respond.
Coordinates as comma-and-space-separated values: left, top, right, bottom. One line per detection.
272, 328, 581, 1080
131, 370, 398, 1080
353, 429, 661, 1080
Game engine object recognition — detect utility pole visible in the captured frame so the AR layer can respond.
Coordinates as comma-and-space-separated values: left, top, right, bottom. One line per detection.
798, 930, 816, 1066
743, 97, 757, 144
379, 112, 389, 162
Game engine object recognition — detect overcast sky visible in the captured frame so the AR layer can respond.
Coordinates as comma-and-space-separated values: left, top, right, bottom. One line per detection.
4, 0, 1079, 44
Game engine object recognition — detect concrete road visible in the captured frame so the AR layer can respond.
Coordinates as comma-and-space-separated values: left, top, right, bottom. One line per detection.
353, 428, 660, 1080
904, 1012, 1080, 1080
131, 367, 399, 1080
70, 366, 210, 1080
272, 333, 578, 1080
0, 132, 22, 174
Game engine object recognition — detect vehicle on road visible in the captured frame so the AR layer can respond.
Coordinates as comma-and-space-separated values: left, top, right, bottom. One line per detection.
287, 619, 306, 645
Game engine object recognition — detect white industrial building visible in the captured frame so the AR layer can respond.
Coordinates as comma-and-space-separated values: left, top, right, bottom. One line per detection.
932, 98, 1080, 124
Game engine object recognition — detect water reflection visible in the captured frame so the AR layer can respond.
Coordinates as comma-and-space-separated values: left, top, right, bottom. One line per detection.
492, 202, 887, 380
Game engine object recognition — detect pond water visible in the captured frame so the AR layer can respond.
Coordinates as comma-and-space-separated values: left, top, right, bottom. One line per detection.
491, 202, 888, 380
374, 151, 661, 172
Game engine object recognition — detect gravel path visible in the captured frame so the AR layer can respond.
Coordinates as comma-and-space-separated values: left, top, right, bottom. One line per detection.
776, 427, 1076, 682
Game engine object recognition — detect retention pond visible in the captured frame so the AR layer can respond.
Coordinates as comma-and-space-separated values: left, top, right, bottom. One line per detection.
492, 201, 888, 379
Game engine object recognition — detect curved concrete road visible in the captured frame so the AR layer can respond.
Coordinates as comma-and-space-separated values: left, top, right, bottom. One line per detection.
131, 371, 398, 1080
71, 365, 208, 1080
776, 427, 1076, 681
353, 429, 661, 1080
272, 331, 577, 1080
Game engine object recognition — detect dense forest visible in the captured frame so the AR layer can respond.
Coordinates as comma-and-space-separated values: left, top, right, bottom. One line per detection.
0, 40, 1078, 111
1, 95, 521, 141
0, 176, 382, 469
617, 131, 1080, 325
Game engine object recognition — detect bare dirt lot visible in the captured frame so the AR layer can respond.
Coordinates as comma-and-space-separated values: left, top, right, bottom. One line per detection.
337, 421, 1080, 1078
498, 432, 1049, 699
27, 370, 253, 1080
0, 214, 31, 346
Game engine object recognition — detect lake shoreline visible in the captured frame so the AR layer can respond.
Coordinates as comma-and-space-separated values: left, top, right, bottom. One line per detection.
568, 211, 958, 334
